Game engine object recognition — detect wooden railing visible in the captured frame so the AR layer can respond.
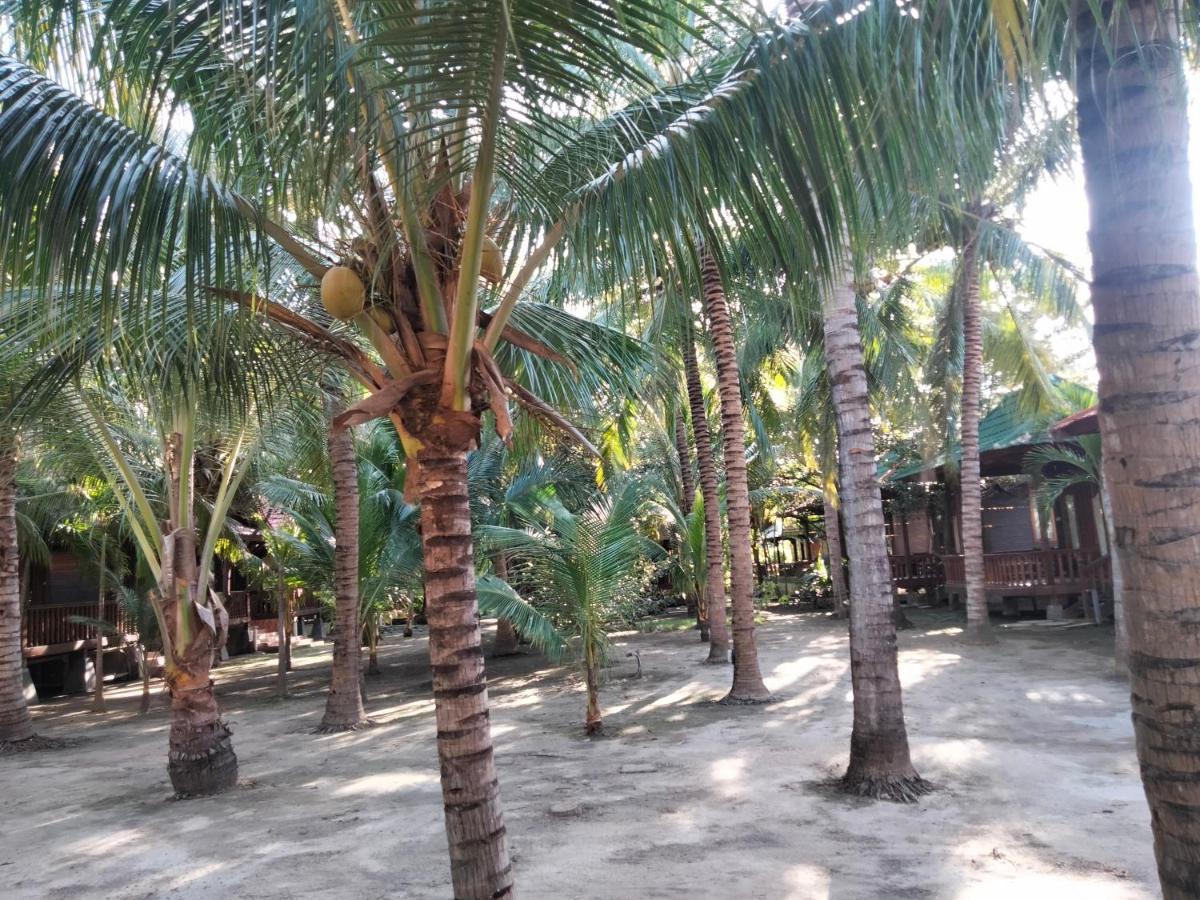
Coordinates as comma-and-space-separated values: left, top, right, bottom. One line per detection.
23, 602, 135, 650
942, 548, 1111, 592
889, 553, 944, 588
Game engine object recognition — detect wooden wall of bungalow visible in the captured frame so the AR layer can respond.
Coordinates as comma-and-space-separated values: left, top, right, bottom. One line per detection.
20, 533, 319, 698
885, 405, 1112, 618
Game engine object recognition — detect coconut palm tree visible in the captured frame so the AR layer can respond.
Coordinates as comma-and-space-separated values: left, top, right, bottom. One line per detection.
484, 479, 660, 733
680, 313, 732, 663
1, 292, 315, 792
0, 1, 1027, 885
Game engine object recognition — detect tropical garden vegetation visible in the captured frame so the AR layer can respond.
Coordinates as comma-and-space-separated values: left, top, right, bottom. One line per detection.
0, 1, 1197, 898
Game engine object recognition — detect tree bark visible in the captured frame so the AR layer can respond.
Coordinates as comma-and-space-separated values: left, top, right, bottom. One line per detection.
674, 408, 695, 516
94, 535, 107, 713
823, 482, 849, 619
276, 563, 289, 699
1098, 478, 1127, 676
1076, 5, 1200, 893
419, 450, 513, 899
958, 221, 994, 642
584, 659, 603, 736
824, 264, 927, 802
320, 422, 369, 731
490, 554, 520, 657
0, 442, 35, 744
682, 316, 730, 663
700, 250, 770, 702
162, 526, 238, 797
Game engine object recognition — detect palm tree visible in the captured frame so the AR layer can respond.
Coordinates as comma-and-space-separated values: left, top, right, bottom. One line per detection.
822, 252, 930, 802
485, 479, 659, 734
322, 419, 369, 731
680, 315, 731, 664
1071, 10, 1200, 887
1, 295, 310, 793
0, 434, 35, 745
698, 250, 770, 701
0, 2, 1026, 885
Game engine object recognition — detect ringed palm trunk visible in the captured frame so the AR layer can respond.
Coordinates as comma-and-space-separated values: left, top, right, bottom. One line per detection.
417, 448, 512, 899
162, 526, 237, 796
822, 483, 849, 619
94, 536, 107, 713
682, 318, 730, 663
699, 250, 769, 702
1076, 5, 1200, 893
823, 264, 927, 802
0, 441, 35, 744
958, 221, 993, 642
320, 422, 369, 731
490, 553, 520, 657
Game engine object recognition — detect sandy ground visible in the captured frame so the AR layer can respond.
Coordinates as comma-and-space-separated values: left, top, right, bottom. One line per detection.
0, 608, 1158, 900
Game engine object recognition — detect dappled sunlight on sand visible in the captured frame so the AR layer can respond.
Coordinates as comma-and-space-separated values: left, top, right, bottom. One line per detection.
784, 865, 832, 898
67, 826, 143, 857
898, 649, 962, 688
1024, 689, 1108, 706
949, 835, 1141, 899
331, 770, 438, 797
165, 861, 227, 892
922, 737, 989, 767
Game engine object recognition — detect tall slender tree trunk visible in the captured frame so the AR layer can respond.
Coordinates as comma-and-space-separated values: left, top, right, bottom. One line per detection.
0, 442, 35, 744
93, 535, 107, 713
958, 221, 994, 642
1076, 5, 1200, 893
824, 263, 927, 802
490, 553, 520, 657
682, 317, 730, 663
275, 561, 290, 698
139, 645, 152, 714
700, 250, 770, 702
418, 450, 512, 899
1098, 478, 1127, 676
823, 481, 849, 619
320, 422, 369, 731
674, 409, 696, 516
673, 406, 706, 637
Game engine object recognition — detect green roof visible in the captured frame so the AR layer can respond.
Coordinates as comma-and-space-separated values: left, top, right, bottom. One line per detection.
882, 383, 1089, 483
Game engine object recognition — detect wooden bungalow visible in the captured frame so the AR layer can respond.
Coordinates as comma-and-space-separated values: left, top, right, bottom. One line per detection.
22, 529, 318, 697
882, 391, 1112, 618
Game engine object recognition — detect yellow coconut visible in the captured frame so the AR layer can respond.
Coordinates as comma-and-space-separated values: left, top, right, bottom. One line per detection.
368, 306, 397, 334
481, 235, 504, 284
321, 266, 366, 320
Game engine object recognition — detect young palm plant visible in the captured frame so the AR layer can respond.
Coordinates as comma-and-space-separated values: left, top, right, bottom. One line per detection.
484, 479, 661, 734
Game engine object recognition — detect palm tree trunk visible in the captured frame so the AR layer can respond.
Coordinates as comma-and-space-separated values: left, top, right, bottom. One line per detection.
1098, 478, 1127, 676
584, 659, 603, 735
418, 450, 513, 899
367, 622, 380, 676
700, 250, 769, 702
682, 317, 730, 663
823, 264, 927, 802
139, 645, 152, 714
162, 526, 237, 797
673, 407, 705, 637
958, 221, 993, 642
1076, 5, 1200, 893
275, 562, 289, 699
320, 422, 368, 731
674, 409, 695, 516
490, 553, 520, 657
0, 441, 35, 744
93, 535, 107, 713
823, 483, 849, 619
